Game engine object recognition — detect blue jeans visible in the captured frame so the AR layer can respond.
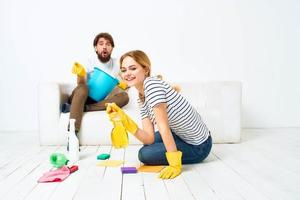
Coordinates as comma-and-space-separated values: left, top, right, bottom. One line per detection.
138, 131, 212, 165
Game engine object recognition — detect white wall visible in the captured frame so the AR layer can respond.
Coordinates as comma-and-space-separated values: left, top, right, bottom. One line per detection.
0, 0, 299, 131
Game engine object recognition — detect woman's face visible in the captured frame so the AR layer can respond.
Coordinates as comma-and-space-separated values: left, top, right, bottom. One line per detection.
120, 56, 147, 88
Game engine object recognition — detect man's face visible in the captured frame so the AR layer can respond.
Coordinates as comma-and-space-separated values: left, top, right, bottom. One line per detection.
95, 37, 113, 63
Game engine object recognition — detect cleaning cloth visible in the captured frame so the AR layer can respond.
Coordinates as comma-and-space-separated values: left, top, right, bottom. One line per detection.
38, 165, 78, 183
97, 160, 124, 167
137, 165, 165, 173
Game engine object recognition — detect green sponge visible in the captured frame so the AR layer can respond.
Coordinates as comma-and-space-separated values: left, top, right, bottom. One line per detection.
97, 153, 110, 160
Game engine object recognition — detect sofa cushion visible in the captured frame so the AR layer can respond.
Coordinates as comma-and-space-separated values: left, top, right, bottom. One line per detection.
38, 81, 241, 145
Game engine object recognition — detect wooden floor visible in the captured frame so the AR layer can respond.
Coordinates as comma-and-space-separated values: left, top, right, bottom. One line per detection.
0, 128, 299, 200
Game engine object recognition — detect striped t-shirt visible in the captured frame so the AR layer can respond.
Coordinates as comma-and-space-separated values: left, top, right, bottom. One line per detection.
140, 77, 210, 145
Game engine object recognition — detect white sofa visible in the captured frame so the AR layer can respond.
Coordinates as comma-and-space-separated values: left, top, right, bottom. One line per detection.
38, 81, 242, 145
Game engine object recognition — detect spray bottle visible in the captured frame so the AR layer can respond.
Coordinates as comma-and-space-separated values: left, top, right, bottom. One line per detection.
68, 118, 79, 163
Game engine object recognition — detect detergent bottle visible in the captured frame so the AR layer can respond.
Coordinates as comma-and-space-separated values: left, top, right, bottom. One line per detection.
68, 119, 79, 163
50, 153, 68, 168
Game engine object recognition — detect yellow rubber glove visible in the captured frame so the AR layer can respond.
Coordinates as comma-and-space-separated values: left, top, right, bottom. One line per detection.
106, 103, 138, 135
117, 81, 128, 90
110, 112, 129, 148
72, 62, 86, 77
159, 151, 182, 179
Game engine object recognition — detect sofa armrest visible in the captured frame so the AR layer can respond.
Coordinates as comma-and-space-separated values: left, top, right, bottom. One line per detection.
38, 82, 72, 145
212, 82, 241, 143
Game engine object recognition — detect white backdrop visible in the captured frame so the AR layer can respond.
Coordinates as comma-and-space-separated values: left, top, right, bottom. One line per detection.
0, 0, 299, 131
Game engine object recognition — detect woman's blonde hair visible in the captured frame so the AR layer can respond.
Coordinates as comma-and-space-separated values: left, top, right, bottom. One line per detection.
120, 50, 180, 102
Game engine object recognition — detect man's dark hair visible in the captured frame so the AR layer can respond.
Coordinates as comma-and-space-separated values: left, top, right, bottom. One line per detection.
93, 32, 115, 48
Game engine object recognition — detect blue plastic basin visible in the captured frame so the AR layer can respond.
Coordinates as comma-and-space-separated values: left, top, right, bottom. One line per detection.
87, 67, 119, 101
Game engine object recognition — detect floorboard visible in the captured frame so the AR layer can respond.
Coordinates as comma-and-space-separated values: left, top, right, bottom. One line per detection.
0, 128, 299, 200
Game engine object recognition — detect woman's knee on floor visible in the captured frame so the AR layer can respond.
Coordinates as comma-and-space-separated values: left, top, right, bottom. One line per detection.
138, 146, 152, 164
138, 145, 168, 165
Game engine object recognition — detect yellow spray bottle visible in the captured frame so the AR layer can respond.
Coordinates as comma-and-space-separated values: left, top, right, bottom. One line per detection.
110, 112, 129, 148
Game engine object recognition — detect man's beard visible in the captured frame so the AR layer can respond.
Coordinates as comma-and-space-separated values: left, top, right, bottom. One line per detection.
97, 52, 111, 63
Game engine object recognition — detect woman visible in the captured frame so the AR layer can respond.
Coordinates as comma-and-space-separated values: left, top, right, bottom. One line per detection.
106, 50, 212, 179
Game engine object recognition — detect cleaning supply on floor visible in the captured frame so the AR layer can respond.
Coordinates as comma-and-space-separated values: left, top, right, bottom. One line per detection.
50, 153, 68, 168
137, 165, 165, 173
121, 167, 137, 174
68, 119, 79, 163
97, 153, 110, 160
97, 160, 124, 167
109, 112, 129, 148
38, 165, 78, 183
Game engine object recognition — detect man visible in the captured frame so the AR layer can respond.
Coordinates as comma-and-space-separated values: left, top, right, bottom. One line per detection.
62, 32, 129, 143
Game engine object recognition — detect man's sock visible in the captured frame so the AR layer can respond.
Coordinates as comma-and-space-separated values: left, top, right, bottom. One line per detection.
62, 103, 71, 113
84, 105, 89, 112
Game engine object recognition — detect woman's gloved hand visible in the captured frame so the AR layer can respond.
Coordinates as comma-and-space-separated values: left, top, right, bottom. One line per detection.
72, 62, 86, 77
159, 151, 182, 179
106, 103, 138, 134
